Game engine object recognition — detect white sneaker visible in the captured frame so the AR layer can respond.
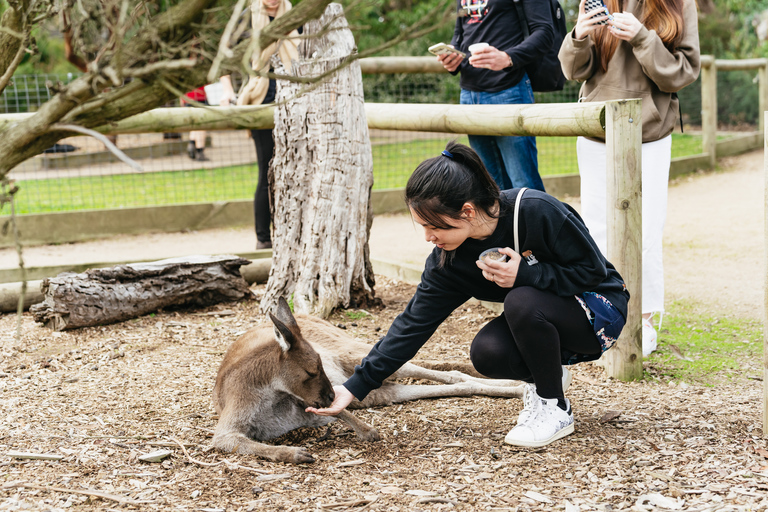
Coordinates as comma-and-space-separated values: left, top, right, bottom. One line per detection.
505, 387, 574, 448
562, 365, 572, 392
642, 317, 658, 356
517, 366, 572, 424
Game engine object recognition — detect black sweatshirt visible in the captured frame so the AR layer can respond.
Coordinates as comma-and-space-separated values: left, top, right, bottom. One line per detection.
344, 189, 630, 400
449, 0, 553, 92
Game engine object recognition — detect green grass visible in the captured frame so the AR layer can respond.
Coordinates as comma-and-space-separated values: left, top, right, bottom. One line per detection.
344, 310, 369, 321
14, 133, 703, 214
643, 300, 762, 386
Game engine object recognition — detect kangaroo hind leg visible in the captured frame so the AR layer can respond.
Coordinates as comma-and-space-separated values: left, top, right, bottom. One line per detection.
393, 362, 522, 387
360, 380, 524, 408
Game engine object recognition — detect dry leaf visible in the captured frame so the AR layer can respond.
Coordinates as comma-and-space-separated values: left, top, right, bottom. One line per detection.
599, 410, 622, 423
668, 344, 693, 361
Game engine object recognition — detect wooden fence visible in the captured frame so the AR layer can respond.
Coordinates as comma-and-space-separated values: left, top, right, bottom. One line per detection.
3, 55, 768, 383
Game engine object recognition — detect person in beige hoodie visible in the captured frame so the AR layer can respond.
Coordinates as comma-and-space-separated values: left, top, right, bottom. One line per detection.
558, 0, 700, 356
220, 0, 300, 250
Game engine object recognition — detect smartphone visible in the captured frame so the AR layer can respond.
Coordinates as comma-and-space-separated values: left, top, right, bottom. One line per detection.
428, 43, 467, 59
584, 0, 613, 25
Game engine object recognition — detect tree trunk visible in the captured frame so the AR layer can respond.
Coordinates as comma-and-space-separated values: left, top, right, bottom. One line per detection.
30, 255, 252, 331
262, 3, 376, 318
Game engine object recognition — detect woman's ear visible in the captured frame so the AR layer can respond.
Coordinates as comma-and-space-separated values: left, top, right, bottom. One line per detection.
460, 203, 476, 220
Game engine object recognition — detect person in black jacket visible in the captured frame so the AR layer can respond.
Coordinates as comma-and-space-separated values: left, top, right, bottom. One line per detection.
308, 141, 629, 448
436, 0, 552, 192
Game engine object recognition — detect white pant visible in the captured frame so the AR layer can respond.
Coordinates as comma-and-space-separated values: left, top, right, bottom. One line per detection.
576, 135, 671, 315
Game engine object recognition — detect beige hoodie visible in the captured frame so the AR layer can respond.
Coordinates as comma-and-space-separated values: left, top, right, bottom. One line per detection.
558, 0, 701, 142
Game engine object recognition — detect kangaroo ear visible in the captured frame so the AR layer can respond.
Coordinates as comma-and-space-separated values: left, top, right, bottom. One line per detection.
269, 297, 300, 353
269, 312, 294, 353
273, 296, 299, 329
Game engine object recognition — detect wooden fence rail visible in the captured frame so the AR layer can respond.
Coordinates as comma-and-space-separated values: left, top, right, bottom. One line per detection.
96, 99, 643, 381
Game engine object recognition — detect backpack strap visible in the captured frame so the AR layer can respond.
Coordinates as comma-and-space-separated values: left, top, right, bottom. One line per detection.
513, 187, 528, 254
672, 92, 684, 133
512, 0, 531, 39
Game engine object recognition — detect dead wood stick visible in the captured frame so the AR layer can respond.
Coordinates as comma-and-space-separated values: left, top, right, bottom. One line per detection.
320, 497, 376, 509
168, 437, 222, 467
7, 451, 64, 461
31, 255, 252, 331
2, 482, 152, 505
417, 497, 458, 505
166, 437, 268, 474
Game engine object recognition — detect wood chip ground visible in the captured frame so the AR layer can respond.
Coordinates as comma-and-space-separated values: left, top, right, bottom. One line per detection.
1, 277, 766, 511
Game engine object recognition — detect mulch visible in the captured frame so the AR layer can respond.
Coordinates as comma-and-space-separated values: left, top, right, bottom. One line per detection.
1, 276, 766, 511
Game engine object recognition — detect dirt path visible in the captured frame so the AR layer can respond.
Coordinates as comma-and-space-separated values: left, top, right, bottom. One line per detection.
663, 149, 764, 319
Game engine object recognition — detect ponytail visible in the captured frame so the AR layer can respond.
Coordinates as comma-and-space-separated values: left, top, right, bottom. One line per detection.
405, 141, 501, 265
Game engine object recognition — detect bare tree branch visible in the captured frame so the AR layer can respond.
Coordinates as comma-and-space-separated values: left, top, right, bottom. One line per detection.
48, 123, 143, 171
122, 58, 198, 78
208, 0, 249, 83
0, 34, 27, 93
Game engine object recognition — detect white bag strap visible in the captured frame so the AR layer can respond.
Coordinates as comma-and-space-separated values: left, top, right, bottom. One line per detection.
513, 187, 527, 254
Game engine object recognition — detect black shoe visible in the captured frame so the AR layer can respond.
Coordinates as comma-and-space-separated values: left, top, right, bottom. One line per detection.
195, 148, 209, 162
187, 142, 196, 160
256, 240, 272, 250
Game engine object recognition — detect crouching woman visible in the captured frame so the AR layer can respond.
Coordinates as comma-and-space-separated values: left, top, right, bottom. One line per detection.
308, 141, 630, 448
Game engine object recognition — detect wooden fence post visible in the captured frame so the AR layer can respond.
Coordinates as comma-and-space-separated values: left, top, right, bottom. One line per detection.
759, 60, 768, 135
764, 112, 768, 437
700, 55, 717, 168
601, 99, 643, 381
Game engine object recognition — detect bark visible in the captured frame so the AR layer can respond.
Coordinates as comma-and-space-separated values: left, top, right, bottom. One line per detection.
262, 3, 377, 318
0, 6, 24, 83
0, 0, 218, 176
30, 256, 252, 331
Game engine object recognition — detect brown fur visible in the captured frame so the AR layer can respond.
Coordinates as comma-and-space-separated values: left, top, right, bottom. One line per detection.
212, 298, 524, 464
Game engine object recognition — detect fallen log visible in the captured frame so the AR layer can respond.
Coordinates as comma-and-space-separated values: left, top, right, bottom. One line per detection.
30, 255, 252, 331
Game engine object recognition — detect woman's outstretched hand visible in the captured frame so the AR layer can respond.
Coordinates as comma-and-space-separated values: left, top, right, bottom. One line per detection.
306, 385, 355, 416
573, 0, 611, 40
476, 247, 521, 288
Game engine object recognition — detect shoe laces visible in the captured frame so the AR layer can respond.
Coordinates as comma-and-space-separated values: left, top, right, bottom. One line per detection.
518, 384, 542, 427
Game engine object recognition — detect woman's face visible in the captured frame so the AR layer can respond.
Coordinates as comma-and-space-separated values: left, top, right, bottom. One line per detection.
410, 207, 472, 252
261, 0, 281, 14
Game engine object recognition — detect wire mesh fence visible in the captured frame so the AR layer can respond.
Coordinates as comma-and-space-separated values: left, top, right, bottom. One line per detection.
4, 68, 716, 215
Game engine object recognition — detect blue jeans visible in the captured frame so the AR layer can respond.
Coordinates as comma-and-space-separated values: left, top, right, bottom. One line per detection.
460, 77, 544, 191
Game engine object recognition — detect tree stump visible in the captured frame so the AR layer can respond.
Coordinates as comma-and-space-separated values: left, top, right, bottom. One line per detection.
30, 255, 252, 331
263, 2, 377, 318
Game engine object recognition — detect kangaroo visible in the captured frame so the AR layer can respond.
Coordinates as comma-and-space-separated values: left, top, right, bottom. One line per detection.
212, 297, 524, 464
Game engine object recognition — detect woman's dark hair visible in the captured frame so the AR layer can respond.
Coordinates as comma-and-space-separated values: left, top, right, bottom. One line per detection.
406, 140, 500, 229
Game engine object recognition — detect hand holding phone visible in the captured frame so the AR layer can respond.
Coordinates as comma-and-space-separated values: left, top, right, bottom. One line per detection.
428, 43, 467, 59
584, 0, 613, 25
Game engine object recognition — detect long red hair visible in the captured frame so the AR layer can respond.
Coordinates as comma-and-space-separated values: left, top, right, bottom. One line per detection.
592, 0, 687, 72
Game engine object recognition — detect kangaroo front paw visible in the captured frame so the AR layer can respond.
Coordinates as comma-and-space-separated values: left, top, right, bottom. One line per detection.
356, 426, 381, 442
279, 446, 316, 464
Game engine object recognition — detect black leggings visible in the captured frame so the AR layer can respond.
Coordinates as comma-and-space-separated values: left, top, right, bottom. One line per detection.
250, 129, 274, 244
470, 286, 601, 401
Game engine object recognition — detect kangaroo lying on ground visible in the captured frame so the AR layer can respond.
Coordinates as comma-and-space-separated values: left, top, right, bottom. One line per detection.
212, 297, 524, 463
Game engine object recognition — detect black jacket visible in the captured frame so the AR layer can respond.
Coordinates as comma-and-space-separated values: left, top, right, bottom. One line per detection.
344, 188, 630, 400
450, 0, 553, 92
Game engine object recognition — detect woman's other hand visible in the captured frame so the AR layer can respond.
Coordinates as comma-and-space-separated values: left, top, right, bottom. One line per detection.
306, 385, 355, 416
573, 0, 611, 40
609, 12, 643, 41
468, 46, 512, 71
476, 247, 522, 288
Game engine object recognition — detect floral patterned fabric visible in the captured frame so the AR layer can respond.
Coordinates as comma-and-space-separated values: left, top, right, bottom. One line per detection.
562, 292, 626, 366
